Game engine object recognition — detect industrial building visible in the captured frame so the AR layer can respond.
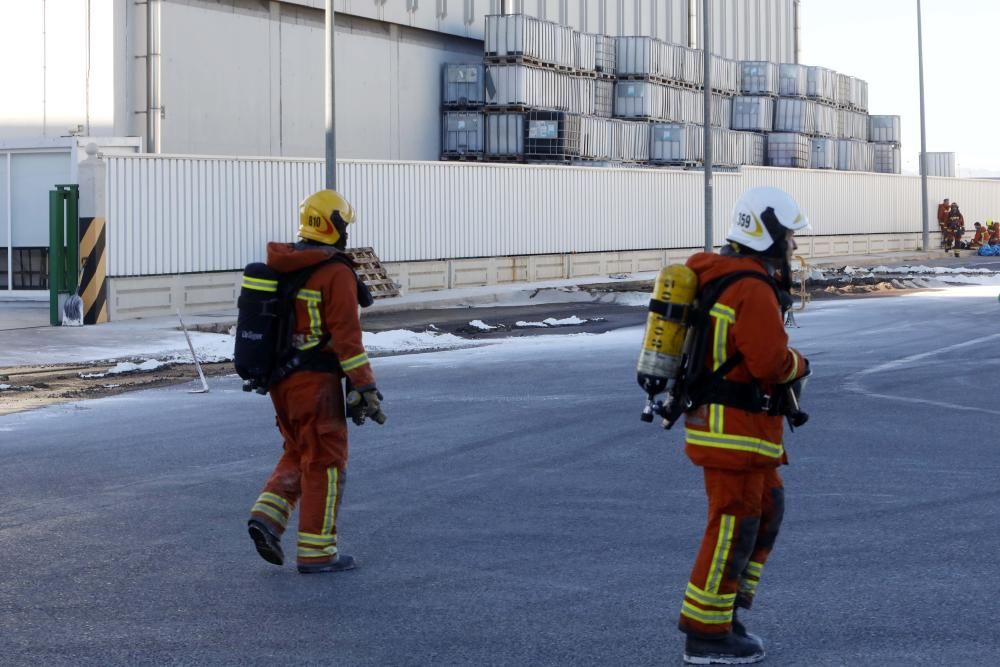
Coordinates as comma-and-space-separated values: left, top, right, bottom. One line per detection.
0, 1, 985, 316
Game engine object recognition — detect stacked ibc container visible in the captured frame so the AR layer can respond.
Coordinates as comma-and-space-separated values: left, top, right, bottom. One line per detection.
441, 14, 899, 172
614, 36, 738, 166
477, 14, 616, 163
441, 64, 486, 159
731, 62, 775, 165
649, 124, 765, 168
833, 72, 881, 173
869, 115, 902, 174
766, 64, 839, 167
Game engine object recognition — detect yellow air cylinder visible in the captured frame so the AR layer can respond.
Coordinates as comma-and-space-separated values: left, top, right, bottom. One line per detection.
636, 264, 698, 395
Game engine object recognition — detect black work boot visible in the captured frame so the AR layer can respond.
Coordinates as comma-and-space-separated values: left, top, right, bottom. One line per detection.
247, 519, 284, 566
731, 609, 764, 648
297, 554, 358, 574
683, 632, 766, 665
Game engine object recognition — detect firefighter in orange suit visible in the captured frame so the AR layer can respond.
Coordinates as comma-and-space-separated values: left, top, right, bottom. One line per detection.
970, 223, 988, 249
937, 199, 951, 236
679, 187, 811, 665
247, 189, 385, 574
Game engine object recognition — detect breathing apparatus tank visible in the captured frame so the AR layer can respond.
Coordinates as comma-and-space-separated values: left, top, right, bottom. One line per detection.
636, 264, 698, 419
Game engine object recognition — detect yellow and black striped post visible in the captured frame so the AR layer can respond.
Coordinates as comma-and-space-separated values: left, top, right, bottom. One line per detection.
78, 217, 109, 324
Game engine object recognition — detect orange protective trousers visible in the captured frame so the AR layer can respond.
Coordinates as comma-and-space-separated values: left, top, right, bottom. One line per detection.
249, 371, 348, 567
678, 467, 785, 638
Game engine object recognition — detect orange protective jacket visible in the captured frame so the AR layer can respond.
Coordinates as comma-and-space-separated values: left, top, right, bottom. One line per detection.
683, 252, 807, 471
266, 242, 375, 390
937, 203, 950, 226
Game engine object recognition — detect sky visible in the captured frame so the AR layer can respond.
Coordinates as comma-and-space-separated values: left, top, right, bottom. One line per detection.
799, 0, 999, 177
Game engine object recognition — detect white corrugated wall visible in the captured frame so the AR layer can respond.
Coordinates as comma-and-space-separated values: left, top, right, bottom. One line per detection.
104, 156, 999, 278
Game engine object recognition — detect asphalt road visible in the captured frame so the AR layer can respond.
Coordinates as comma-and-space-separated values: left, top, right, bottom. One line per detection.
2, 288, 1000, 666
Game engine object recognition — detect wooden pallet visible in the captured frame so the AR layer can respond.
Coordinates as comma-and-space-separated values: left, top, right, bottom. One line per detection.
484, 55, 575, 73
346, 247, 400, 299
440, 153, 485, 162
483, 154, 527, 163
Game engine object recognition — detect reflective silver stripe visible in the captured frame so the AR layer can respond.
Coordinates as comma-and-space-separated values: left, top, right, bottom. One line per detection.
706, 514, 735, 594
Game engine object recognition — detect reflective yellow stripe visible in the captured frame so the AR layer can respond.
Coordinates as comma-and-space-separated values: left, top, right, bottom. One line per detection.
681, 601, 731, 624
251, 503, 288, 529
298, 532, 337, 545
710, 311, 731, 433
685, 582, 736, 608
260, 492, 291, 515
341, 352, 369, 372
295, 289, 323, 349
710, 303, 735, 324
685, 429, 784, 459
297, 546, 337, 558
782, 350, 801, 384
744, 560, 763, 578
297, 288, 322, 301
706, 514, 735, 594
322, 468, 338, 535
241, 277, 277, 292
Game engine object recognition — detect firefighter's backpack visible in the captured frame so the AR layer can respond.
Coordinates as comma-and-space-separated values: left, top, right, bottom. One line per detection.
234, 254, 371, 394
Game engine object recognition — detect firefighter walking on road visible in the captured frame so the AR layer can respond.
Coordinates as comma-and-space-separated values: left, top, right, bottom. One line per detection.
674, 188, 811, 664
245, 189, 385, 574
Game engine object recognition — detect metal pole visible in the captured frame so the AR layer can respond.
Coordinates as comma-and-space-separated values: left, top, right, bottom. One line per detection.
325, 0, 337, 190
702, 0, 713, 252
916, 0, 930, 251
146, 0, 155, 153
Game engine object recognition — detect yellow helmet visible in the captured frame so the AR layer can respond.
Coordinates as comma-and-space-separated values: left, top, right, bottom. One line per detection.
298, 190, 356, 245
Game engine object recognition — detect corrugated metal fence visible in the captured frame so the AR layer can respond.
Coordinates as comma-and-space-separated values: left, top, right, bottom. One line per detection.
105, 155, 1000, 277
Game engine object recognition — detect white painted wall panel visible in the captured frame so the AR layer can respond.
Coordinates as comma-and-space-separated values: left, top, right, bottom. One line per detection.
159, 2, 275, 156
10, 153, 72, 247
0, 0, 117, 139
105, 156, 1000, 277
0, 157, 8, 247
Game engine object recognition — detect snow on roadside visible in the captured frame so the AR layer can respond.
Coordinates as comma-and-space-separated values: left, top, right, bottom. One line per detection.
81, 359, 165, 378
841, 264, 998, 277
363, 329, 486, 353
515, 316, 589, 328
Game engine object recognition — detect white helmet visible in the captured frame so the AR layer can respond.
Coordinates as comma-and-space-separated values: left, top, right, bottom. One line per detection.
727, 187, 810, 254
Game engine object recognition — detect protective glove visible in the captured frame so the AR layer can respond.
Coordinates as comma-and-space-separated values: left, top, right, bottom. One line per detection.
347, 385, 386, 425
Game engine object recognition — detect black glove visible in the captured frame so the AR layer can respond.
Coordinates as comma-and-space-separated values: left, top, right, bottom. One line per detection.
347, 385, 386, 425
